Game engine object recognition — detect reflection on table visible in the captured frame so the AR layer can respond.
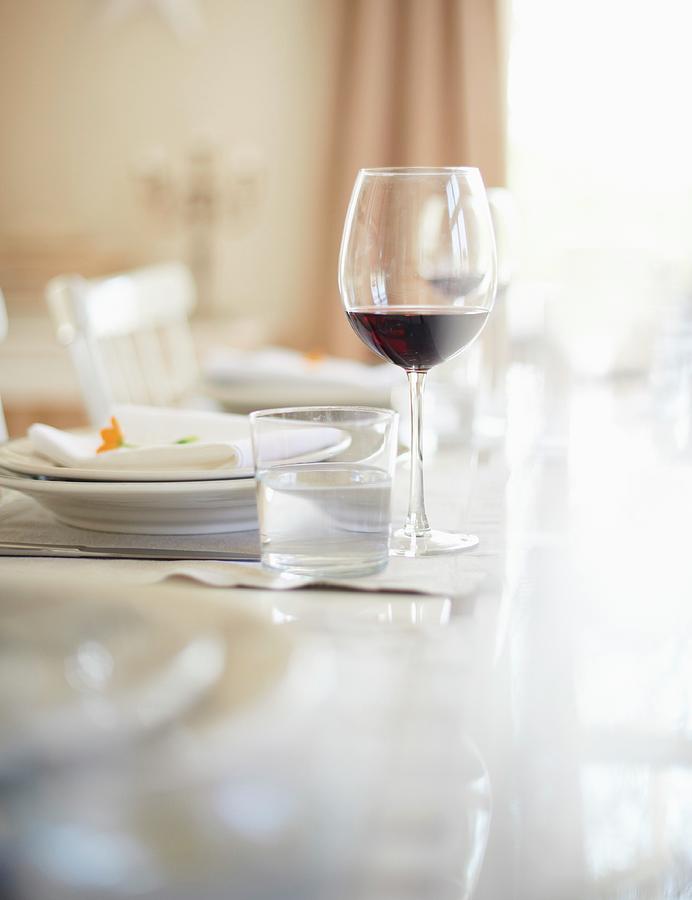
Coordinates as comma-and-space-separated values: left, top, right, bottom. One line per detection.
1, 365, 692, 900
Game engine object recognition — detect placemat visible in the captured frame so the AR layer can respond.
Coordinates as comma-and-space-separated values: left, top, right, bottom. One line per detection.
0, 490, 261, 560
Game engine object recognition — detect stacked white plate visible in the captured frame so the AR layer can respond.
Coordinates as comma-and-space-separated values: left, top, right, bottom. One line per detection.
0, 410, 353, 535
0, 421, 259, 536
0, 404, 282, 534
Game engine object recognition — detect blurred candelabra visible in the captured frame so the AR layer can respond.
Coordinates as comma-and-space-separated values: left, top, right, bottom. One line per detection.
132, 142, 264, 312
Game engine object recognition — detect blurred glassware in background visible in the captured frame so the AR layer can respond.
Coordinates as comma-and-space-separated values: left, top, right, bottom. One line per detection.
400, 188, 514, 453
650, 285, 692, 456
400, 343, 483, 452
487, 188, 516, 291
481, 188, 515, 419
434, 343, 485, 445
545, 247, 666, 378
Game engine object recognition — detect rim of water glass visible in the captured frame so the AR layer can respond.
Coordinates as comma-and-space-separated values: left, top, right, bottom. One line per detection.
359, 166, 481, 176
249, 405, 397, 422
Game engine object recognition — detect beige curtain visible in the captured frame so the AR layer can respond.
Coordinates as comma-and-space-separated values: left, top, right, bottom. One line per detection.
304, 0, 507, 358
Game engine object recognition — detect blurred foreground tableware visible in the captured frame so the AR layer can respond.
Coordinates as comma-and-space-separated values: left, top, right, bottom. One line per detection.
0, 591, 225, 777
1, 572, 336, 900
250, 406, 398, 577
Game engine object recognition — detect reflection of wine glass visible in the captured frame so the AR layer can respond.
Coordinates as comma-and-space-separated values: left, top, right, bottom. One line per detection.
339, 168, 497, 556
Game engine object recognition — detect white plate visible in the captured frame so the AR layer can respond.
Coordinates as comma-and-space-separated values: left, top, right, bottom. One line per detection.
0, 430, 351, 483
0, 473, 258, 535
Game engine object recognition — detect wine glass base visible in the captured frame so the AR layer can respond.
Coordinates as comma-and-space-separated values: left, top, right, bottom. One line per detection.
390, 528, 479, 557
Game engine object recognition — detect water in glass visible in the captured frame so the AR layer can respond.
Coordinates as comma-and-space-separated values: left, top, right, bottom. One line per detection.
256, 462, 392, 577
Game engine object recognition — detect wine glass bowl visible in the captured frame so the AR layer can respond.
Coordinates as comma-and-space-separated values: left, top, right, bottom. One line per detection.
339, 168, 497, 556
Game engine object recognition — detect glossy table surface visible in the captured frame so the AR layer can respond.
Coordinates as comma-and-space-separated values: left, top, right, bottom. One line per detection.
1, 362, 691, 900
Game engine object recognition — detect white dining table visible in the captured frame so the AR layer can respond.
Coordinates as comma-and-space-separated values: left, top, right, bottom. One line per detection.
1, 366, 692, 900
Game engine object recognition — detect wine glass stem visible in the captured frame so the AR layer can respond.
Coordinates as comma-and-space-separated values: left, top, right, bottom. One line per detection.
405, 370, 431, 538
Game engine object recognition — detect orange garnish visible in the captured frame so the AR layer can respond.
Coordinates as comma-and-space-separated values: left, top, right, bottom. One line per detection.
304, 349, 325, 365
96, 416, 124, 453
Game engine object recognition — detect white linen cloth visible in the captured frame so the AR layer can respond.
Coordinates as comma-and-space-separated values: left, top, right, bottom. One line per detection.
204, 346, 397, 389
27, 405, 344, 472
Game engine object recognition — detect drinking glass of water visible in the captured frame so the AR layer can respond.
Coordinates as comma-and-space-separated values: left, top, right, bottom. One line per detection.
249, 407, 399, 577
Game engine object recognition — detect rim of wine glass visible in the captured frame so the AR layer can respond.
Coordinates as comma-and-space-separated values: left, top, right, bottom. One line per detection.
358, 166, 481, 176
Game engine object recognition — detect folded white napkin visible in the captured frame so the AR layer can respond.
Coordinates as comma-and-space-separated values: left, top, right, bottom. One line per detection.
204, 346, 397, 389
28, 405, 345, 472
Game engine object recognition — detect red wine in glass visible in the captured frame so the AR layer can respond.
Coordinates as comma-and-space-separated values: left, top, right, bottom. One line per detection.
346, 306, 489, 370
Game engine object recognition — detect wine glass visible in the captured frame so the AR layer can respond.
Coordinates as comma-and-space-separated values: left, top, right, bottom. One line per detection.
338, 168, 497, 556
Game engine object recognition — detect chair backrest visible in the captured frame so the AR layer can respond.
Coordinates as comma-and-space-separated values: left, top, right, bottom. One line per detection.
0, 288, 8, 441
46, 262, 199, 425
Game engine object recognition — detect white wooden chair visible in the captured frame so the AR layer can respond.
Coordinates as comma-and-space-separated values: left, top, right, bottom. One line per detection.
0, 288, 8, 441
46, 262, 200, 426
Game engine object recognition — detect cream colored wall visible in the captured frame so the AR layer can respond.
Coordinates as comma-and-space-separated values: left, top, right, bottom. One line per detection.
0, 0, 334, 337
